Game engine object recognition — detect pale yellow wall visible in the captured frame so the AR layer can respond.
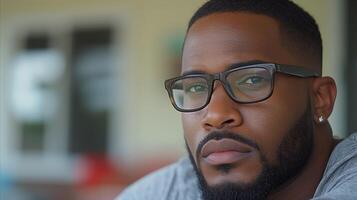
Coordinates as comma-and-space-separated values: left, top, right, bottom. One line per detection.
0, 0, 346, 165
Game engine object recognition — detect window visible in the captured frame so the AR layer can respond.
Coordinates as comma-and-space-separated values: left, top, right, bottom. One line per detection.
6, 25, 120, 181
69, 28, 114, 154
11, 34, 64, 153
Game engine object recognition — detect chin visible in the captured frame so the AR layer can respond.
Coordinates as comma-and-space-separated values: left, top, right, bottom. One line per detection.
201, 162, 262, 187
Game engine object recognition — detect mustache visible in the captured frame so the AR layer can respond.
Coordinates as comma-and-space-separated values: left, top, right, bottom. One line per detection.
195, 131, 260, 161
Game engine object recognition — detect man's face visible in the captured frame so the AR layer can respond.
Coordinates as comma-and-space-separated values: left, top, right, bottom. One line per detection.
181, 13, 315, 199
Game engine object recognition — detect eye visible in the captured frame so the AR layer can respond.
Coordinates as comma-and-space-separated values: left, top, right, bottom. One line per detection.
235, 75, 270, 90
185, 84, 208, 93
240, 76, 265, 85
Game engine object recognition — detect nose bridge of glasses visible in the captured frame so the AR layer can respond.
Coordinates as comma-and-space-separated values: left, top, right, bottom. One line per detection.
209, 72, 234, 100
209, 72, 225, 89
210, 72, 227, 84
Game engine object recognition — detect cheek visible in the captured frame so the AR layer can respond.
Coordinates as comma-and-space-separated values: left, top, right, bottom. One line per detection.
239, 105, 286, 164
182, 113, 202, 157
240, 78, 309, 164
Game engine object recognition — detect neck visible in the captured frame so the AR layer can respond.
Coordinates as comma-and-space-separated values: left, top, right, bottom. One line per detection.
267, 123, 338, 200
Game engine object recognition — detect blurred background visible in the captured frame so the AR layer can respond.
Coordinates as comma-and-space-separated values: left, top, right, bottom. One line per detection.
0, 0, 356, 199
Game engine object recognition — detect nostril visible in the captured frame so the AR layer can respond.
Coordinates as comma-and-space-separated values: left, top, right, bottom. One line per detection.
204, 122, 214, 128
219, 119, 235, 128
225, 119, 234, 124
203, 118, 238, 130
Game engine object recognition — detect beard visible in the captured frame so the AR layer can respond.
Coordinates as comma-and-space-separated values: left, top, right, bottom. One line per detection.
185, 106, 314, 200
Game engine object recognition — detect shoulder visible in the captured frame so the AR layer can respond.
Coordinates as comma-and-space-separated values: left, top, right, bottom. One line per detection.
115, 157, 201, 200
313, 133, 357, 200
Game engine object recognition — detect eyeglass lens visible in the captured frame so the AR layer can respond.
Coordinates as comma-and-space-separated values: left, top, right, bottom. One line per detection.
171, 67, 273, 111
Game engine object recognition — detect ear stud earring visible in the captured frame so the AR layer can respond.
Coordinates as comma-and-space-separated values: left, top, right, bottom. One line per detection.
318, 116, 324, 123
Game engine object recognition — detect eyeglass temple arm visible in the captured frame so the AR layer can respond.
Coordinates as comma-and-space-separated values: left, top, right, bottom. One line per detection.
275, 64, 321, 77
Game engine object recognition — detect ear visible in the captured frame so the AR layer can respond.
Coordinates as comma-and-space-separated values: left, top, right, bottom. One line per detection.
311, 76, 337, 123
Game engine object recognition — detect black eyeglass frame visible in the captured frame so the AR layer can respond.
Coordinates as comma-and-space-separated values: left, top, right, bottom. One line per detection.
164, 62, 321, 112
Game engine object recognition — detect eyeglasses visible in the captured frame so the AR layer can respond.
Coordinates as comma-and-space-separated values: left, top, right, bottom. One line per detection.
164, 62, 320, 112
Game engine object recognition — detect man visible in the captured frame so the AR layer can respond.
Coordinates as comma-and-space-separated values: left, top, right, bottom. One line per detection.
117, 0, 357, 199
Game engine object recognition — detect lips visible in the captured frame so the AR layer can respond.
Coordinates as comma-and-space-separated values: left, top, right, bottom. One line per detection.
201, 138, 253, 165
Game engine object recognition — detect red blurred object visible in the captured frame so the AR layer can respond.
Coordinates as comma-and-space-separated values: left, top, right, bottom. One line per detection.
74, 154, 128, 200
76, 154, 126, 188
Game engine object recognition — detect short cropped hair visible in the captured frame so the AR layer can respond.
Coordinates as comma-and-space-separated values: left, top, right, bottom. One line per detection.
186, 0, 323, 69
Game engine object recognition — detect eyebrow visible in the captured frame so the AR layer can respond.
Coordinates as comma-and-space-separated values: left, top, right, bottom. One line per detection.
181, 60, 265, 76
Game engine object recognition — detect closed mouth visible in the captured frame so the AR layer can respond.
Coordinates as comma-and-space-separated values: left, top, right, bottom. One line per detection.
201, 138, 254, 165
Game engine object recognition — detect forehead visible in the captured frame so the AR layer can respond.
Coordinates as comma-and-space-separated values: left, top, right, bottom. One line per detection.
182, 12, 299, 74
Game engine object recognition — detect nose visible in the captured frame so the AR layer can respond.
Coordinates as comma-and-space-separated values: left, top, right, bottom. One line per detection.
202, 83, 243, 130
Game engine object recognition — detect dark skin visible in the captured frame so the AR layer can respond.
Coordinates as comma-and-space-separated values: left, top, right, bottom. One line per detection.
181, 12, 338, 199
